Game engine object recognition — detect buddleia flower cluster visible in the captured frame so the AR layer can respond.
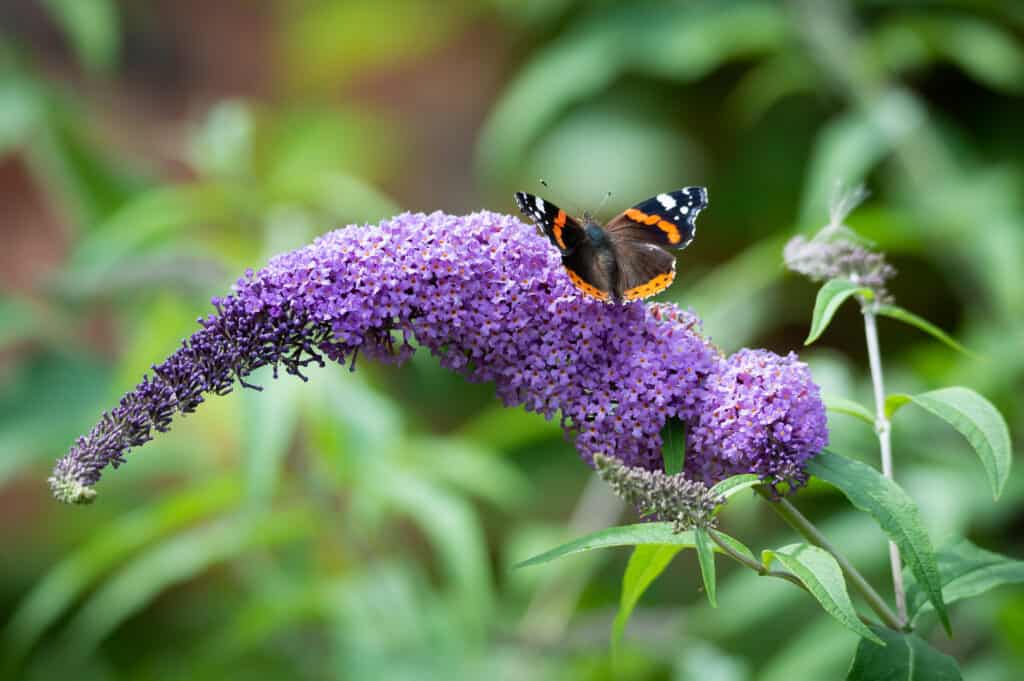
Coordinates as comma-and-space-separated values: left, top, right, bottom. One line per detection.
50, 210, 829, 505
783, 183, 896, 301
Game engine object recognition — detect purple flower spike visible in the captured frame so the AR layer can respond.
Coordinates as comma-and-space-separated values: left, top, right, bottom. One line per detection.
685, 348, 829, 493
50, 211, 722, 503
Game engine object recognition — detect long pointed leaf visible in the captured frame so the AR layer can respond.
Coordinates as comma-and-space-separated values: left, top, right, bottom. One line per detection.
763, 543, 883, 645
612, 545, 683, 656
902, 387, 1011, 500
805, 279, 873, 345
695, 528, 718, 607
806, 450, 950, 634
875, 304, 976, 357
847, 627, 962, 680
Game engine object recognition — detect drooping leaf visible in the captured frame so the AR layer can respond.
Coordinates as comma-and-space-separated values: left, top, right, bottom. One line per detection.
695, 528, 718, 608
3, 478, 241, 663
846, 627, 962, 681
762, 543, 883, 645
612, 545, 683, 655
875, 304, 976, 357
897, 387, 1011, 500
516, 522, 755, 569
59, 509, 314, 655
805, 279, 873, 345
906, 537, 1024, 623
806, 450, 949, 634
824, 395, 875, 426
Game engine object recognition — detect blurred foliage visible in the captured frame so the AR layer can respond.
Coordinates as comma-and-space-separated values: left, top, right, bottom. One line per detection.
1, 0, 1023, 679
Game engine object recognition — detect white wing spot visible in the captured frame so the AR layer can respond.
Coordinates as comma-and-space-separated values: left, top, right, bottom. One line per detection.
656, 193, 676, 210
535, 196, 545, 212
679, 205, 689, 215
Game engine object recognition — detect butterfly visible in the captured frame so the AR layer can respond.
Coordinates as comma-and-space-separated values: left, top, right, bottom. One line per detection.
514, 187, 708, 302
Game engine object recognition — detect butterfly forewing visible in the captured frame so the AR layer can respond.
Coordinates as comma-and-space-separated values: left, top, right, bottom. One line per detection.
514, 192, 586, 254
605, 186, 708, 249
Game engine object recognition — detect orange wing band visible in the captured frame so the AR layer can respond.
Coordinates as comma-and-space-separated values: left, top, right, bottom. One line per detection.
623, 269, 676, 301
624, 209, 681, 244
553, 210, 568, 250
565, 268, 609, 301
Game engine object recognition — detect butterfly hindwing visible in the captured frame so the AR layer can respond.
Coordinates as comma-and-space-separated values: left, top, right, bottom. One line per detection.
605, 186, 708, 249
514, 191, 585, 254
561, 240, 615, 302
612, 240, 677, 301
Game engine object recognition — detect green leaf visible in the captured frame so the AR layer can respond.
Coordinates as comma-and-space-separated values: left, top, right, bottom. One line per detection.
806, 450, 950, 635
875, 304, 977, 357
885, 393, 912, 419
661, 417, 686, 475
805, 279, 874, 345
709, 474, 761, 501
477, 1, 787, 181
897, 387, 1012, 500
907, 537, 1024, 623
3, 478, 241, 664
42, 0, 120, 73
242, 367, 302, 503
60, 509, 313, 655
824, 395, 876, 426
516, 522, 755, 568
612, 545, 683, 656
762, 543, 883, 645
846, 627, 962, 681
695, 528, 718, 608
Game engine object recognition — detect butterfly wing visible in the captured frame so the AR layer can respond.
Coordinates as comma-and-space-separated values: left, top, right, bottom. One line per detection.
561, 240, 615, 302
514, 192, 586, 254
605, 186, 708, 249
611, 240, 677, 301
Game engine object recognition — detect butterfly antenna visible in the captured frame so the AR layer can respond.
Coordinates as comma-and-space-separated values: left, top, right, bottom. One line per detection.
596, 190, 613, 215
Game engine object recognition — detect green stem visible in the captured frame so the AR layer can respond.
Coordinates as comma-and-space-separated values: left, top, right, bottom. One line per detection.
758, 489, 905, 631
708, 530, 805, 590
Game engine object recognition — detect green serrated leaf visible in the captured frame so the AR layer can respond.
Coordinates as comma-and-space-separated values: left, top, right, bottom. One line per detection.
516, 522, 756, 569
846, 627, 962, 681
907, 537, 1024, 623
763, 543, 883, 645
709, 474, 761, 501
695, 528, 718, 608
612, 545, 683, 656
805, 279, 873, 345
901, 387, 1011, 500
806, 450, 950, 635
885, 393, 912, 419
875, 304, 977, 357
824, 395, 876, 425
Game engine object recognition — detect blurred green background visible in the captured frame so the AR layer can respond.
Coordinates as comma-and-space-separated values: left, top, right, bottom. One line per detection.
1, 1, 1022, 679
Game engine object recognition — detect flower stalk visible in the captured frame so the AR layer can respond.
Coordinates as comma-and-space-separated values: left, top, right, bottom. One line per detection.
757, 488, 904, 631
862, 302, 907, 624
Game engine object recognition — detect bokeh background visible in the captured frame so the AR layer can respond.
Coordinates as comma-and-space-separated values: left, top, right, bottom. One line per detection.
2, 1, 1023, 679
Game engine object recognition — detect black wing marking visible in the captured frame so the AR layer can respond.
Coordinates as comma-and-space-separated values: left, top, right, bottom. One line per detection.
514, 191, 585, 254
605, 186, 708, 249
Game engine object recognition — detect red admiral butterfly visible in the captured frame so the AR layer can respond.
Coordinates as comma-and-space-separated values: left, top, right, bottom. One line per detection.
514, 187, 708, 302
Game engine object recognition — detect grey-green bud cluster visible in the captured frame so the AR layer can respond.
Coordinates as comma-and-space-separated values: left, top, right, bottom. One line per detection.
594, 454, 723, 532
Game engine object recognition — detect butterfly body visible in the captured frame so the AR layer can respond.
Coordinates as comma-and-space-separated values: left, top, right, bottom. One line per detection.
514, 187, 708, 302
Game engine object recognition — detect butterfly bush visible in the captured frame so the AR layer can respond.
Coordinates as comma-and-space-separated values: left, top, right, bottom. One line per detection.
49, 210, 827, 504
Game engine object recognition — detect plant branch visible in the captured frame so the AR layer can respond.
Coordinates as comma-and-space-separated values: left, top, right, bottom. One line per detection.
862, 306, 908, 624
758, 488, 904, 631
708, 529, 805, 591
